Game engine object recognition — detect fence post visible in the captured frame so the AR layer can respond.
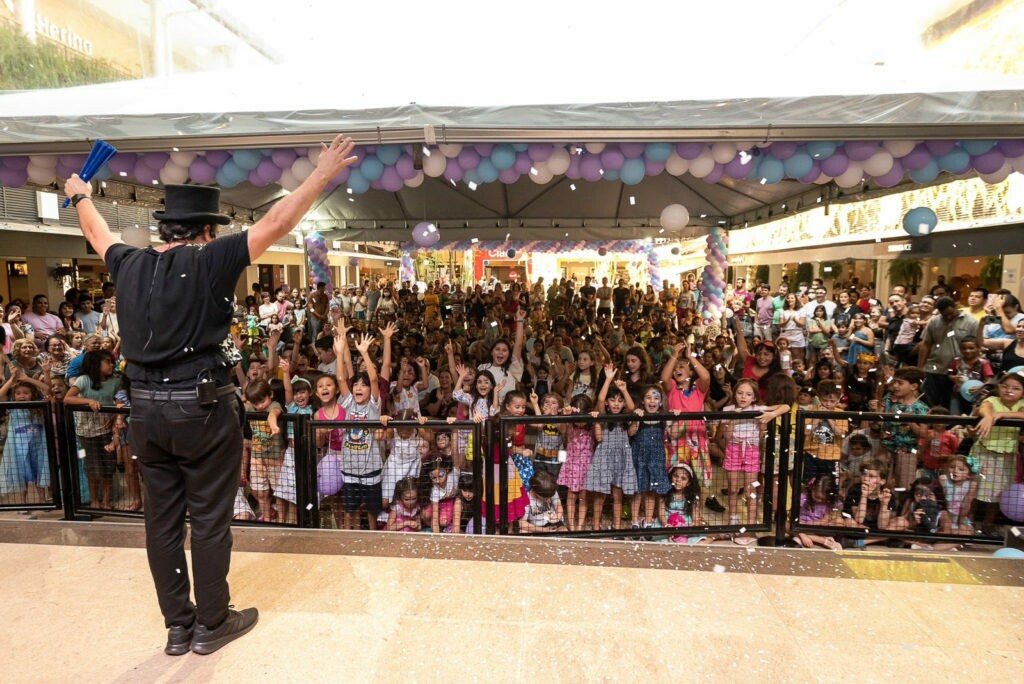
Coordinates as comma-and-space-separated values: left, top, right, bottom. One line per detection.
294, 413, 313, 528
471, 421, 483, 535
774, 411, 792, 542
57, 404, 92, 521
483, 418, 496, 535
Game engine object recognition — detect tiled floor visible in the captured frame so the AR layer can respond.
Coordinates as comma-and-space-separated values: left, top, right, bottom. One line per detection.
1, 522, 1023, 682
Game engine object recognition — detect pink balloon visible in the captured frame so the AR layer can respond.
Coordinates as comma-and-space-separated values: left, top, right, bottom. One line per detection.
498, 167, 520, 184
379, 166, 404, 192
189, 158, 217, 184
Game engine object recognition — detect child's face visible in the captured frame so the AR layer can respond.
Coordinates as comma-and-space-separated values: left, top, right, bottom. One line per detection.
252, 396, 272, 411
797, 392, 814, 406
848, 442, 869, 457
430, 468, 449, 487
670, 468, 691, 490
998, 378, 1024, 405
819, 392, 841, 410
889, 377, 919, 400
50, 379, 68, 400
860, 469, 883, 494
541, 396, 561, 415
505, 396, 528, 416
855, 358, 872, 375
642, 389, 661, 412
626, 354, 641, 372
475, 374, 493, 397
460, 488, 475, 501
606, 394, 625, 414
960, 341, 979, 359
400, 490, 419, 508
352, 378, 371, 403
949, 460, 970, 481
13, 386, 33, 401
418, 439, 431, 458
435, 433, 450, 450
733, 383, 756, 407
293, 388, 310, 407
316, 376, 338, 403
577, 352, 593, 370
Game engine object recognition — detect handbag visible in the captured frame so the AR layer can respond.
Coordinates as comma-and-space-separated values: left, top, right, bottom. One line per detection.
316, 451, 344, 497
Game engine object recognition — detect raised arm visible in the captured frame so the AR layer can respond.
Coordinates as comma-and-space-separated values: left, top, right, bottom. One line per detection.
596, 364, 616, 413
379, 320, 396, 382
355, 333, 380, 400
512, 307, 527, 360
661, 343, 683, 396
333, 320, 352, 398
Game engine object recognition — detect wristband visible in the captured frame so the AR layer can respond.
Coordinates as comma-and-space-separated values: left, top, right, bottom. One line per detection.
71, 194, 91, 207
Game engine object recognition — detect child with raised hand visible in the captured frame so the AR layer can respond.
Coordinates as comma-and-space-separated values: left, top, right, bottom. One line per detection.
628, 385, 670, 529
312, 340, 347, 516
717, 378, 790, 533
868, 366, 928, 489
451, 472, 478, 534
485, 389, 533, 527
530, 390, 566, 478
969, 371, 1024, 533
0, 370, 49, 503
518, 469, 566, 533
558, 393, 596, 531
583, 365, 638, 531
381, 409, 426, 519
661, 341, 715, 509
842, 458, 896, 545
386, 476, 424, 532
452, 364, 500, 422
243, 379, 284, 522
661, 463, 708, 544
334, 326, 390, 531
276, 358, 312, 524
795, 474, 843, 550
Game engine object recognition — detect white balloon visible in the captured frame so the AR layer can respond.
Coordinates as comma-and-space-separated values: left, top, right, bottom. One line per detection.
422, 152, 447, 178
159, 163, 189, 185
404, 171, 425, 188
585, 143, 606, 154
665, 152, 689, 176
307, 146, 321, 165
688, 153, 715, 178
813, 173, 831, 185
660, 204, 690, 231
835, 162, 865, 188
546, 148, 571, 175
121, 225, 151, 249
438, 144, 463, 158
979, 160, 1012, 185
169, 151, 197, 167
291, 157, 315, 181
27, 162, 55, 185
279, 168, 300, 191
881, 140, 918, 158
1010, 155, 1024, 174
528, 161, 554, 184
711, 142, 737, 164
863, 150, 894, 177
29, 155, 57, 170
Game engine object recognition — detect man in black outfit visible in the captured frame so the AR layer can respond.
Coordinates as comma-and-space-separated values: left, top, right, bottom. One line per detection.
64, 135, 357, 656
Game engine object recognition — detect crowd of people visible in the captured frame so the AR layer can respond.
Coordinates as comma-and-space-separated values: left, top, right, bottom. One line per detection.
2, 269, 1023, 546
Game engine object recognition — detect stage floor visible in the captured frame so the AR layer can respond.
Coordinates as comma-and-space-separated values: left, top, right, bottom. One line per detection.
1, 521, 1022, 682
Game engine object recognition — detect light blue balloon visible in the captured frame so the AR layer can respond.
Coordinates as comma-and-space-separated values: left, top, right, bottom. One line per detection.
993, 548, 1024, 559
805, 141, 837, 160
490, 144, 516, 170
902, 206, 938, 236
603, 168, 620, 181
375, 145, 401, 166
909, 159, 940, 184
232, 149, 261, 171
783, 152, 813, 178
620, 157, 645, 185
937, 148, 971, 174
215, 164, 240, 188
462, 167, 481, 186
961, 140, 996, 156
512, 143, 529, 152
347, 168, 370, 194
360, 155, 384, 182
757, 156, 784, 184
476, 158, 499, 183
645, 142, 673, 163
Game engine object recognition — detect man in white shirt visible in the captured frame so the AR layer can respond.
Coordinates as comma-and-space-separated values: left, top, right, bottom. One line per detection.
800, 285, 836, 321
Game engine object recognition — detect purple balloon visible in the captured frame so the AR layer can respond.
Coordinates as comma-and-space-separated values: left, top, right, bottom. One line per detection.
820, 152, 850, 177
769, 142, 797, 160
514, 152, 534, 174
457, 148, 481, 170
724, 154, 755, 180
900, 144, 932, 171
140, 152, 170, 170
566, 153, 582, 180
107, 154, 137, 175
873, 159, 905, 187
676, 142, 705, 160
205, 150, 230, 166
972, 150, 1006, 174
644, 159, 665, 176
498, 167, 521, 184
0, 166, 28, 187
600, 147, 625, 171
703, 163, 725, 184
620, 142, 645, 158
1, 155, 30, 170
189, 158, 217, 184
331, 166, 351, 184
256, 158, 282, 184
412, 221, 440, 247
133, 161, 159, 185
797, 160, 822, 184
395, 154, 417, 180
443, 161, 465, 183
474, 143, 494, 156
997, 139, 1024, 157
527, 144, 553, 162
579, 155, 603, 182
271, 148, 298, 168
248, 169, 270, 187
844, 141, 878, 162
924, 140, 956, 156
379, 166, 404, 192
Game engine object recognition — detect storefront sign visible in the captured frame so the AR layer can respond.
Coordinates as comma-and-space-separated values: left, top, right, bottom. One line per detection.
36, 14, 94, 56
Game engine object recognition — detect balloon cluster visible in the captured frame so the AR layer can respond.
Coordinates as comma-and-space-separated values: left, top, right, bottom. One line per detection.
399, 251, 415, 284
647, 248, 662, 293
4, 139, 1023, 193
700, 226, 728, 321
304, 232, 332, 290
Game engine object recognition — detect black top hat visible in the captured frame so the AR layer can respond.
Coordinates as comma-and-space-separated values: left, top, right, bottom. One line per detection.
152, 184, 231, 225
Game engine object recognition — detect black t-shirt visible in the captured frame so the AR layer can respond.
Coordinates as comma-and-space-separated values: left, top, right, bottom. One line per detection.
579, 285, 596, 307
612, 286, 630, 310
105, 232, 250, 378
842, 488, 896, 531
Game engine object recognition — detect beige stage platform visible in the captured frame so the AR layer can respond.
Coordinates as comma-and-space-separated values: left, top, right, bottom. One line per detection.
1, 521, 1023, 683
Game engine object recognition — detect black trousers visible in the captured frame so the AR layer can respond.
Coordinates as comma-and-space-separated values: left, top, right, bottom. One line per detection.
922, 372, 952, 409
128, 392, 242, 629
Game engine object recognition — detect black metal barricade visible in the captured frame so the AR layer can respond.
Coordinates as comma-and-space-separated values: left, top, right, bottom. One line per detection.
0, 400, 62, 515
235, 411, 306, 527
302, 417, 484, 534
496, 411, 780, 540
789, 409, 1018, 548
62, 403, 136, 519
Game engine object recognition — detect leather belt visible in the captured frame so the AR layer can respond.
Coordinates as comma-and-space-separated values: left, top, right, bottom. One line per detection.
131, 384, 237, 402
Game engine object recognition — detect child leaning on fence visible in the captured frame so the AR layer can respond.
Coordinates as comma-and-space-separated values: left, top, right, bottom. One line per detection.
558, 393, 596, 531
63, 350, 118, 510
969, 371, 1024, 533
584, 366, 638, 531
0, 370, 49, 500
243, 379, 284, 523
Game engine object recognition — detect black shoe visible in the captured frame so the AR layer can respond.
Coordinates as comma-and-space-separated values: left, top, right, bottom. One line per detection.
705, 495, 726, 513
165, 622, 194, 656
190, 607, 259, 655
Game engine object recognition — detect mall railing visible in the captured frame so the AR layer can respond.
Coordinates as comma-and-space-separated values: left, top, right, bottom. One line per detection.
789, 409, 1016, 547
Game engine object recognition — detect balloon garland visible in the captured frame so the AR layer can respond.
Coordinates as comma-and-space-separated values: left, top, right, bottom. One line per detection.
304, 232, 332, 290
399, 252, 416, 284
700, 226, 728, 321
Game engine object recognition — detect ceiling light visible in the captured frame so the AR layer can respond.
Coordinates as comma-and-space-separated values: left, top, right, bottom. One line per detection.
659, 228, 665, 234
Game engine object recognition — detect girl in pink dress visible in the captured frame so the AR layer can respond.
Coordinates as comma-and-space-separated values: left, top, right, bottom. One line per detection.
661, 342, 711, 488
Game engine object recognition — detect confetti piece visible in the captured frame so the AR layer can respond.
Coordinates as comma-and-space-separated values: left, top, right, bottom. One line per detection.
175, 568, 181, 574
842, 512, 852, 518
739, 527, 746, 533
1011, 527, 1022, 538
749, 493, 757, 499
750, 481, 760, 488
306, 503, 314, 510
180, 274, 186, 278
713, 564, 726, 573
894, 487, 906, 492
947, 331, 956, 337
78, 449, 86, 460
